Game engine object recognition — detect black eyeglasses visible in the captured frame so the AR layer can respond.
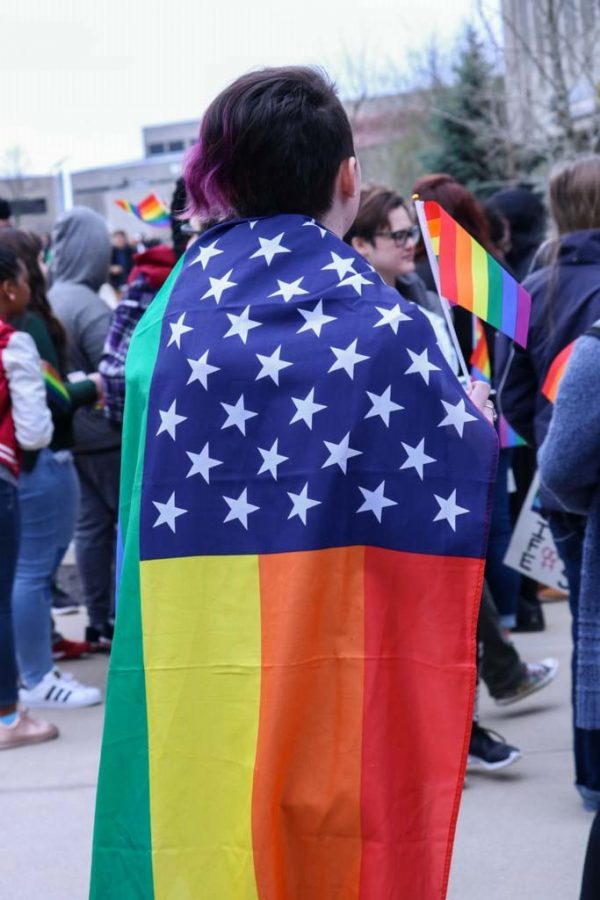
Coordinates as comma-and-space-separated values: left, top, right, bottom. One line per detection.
374, 224, 420, 247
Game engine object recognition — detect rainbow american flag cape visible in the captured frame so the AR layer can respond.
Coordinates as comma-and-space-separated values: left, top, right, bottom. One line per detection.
115, 193, 170, 228
90, 214, 497, 900
416, 200, 531, 348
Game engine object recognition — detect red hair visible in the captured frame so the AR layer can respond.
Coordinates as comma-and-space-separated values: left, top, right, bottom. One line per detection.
412, 174, 493, 255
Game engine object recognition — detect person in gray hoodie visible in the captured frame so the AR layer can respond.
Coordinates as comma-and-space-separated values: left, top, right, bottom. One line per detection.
49, 207, 119, 650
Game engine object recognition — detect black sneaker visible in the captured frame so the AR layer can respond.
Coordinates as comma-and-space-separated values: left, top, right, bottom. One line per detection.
85, 623, 114, 653
51, 580, 80, 616
467, 724, 522, 771
512, 594, 545, 632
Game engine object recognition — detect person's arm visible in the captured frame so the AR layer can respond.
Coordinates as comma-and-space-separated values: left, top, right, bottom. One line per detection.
98, 302, 143, 426
539, 335, 600, 515
4, 331, 53, 450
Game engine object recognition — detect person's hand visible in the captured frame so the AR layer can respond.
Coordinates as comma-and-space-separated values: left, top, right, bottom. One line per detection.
88, 372, 105, 405
466, 380, 496, 427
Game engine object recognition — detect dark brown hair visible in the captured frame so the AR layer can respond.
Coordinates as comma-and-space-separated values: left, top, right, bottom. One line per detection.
184, 66, 355, 220
0, 228, 68, 371
344, 185, 411, 245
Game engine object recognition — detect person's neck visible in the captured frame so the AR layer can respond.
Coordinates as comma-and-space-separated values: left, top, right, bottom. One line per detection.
320, 204, 354, 239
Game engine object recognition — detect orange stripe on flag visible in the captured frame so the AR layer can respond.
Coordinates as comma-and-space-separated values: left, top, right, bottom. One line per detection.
253, 547, 365, 899
426, 216, 441, 238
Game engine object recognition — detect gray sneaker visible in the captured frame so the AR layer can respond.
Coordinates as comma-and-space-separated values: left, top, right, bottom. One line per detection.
494, 657, 559, 707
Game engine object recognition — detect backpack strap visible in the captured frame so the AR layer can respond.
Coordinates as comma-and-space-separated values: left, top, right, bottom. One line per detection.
585, 323, 600, 340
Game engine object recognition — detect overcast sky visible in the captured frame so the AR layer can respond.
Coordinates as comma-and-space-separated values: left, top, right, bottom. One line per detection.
1, 0, 481, 174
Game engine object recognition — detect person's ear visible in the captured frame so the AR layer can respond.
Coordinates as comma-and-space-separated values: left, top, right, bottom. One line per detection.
0, 280, 13, 301
339, 156, 360, 200
351, 235, 369, 256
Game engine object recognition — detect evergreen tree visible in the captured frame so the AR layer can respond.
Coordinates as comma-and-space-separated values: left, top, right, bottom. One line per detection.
421, 28, 525, 193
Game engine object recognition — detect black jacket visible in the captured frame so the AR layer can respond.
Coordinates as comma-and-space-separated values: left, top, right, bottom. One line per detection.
500, 229, 600, 452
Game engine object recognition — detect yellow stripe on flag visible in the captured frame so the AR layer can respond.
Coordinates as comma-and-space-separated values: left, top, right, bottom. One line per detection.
471, 239, 489, 320
141, 555, 262, 900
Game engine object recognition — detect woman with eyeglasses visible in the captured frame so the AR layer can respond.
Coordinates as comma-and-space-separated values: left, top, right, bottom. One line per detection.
345, 185, 457, 370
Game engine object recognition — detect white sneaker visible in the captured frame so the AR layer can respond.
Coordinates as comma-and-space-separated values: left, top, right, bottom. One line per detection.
19, 668, 102, 709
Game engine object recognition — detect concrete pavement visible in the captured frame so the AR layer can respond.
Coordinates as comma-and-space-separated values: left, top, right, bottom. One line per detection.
0, 584, 591, 899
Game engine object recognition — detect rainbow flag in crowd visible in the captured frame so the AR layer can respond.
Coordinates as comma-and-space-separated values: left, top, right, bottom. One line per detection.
468, 322, 526, 448
498, 414, 527, 449
470, 317, 491, 383
115, 193, 170, 227
41, 361, 70, 413
90, 214, 497, 900
416, 200, 531, 348
541, 341, 576, 404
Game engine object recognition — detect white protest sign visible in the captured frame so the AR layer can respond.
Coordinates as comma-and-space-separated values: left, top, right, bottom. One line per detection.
503, 472, 569, 592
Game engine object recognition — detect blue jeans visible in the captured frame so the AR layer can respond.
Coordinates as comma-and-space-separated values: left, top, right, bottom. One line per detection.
548, 511, 600, 811
486, 449, 521, 628
12, 450, 80, 688
0, 478, 20, 707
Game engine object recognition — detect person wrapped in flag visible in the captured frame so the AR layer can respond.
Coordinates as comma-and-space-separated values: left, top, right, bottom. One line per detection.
90, 67, 498, 900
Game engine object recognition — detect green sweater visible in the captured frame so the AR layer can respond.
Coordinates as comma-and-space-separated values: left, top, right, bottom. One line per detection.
16, 311, 97, 469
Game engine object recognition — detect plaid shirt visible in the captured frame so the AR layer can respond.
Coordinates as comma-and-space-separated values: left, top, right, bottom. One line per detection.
99, 276, 156, 425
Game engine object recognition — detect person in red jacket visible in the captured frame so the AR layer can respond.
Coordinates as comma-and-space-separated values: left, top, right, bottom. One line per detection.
0, 246, 57, 749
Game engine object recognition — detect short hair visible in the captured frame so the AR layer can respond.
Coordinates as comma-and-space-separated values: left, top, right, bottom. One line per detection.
344, 185, 410, 245
549, 156, 600, 235
0, 198, 12, 221
184, 66, 355, 220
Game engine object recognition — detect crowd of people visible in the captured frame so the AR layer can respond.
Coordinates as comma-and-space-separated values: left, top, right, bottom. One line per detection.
1, 64, 600, 898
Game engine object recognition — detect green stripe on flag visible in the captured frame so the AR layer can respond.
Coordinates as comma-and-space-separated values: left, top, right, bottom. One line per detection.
89, 258, 184, 900
486, 256, 504, 331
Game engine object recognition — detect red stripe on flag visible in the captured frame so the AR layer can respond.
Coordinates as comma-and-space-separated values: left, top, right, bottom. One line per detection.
438, 210, 458, 304
359, 547, 483, 900
541, 341, 576, 403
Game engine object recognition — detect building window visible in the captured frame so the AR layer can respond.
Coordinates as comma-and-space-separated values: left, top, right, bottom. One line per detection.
168, 140, 184, 152
11, 197, 47, 215
148, 142, 165, 155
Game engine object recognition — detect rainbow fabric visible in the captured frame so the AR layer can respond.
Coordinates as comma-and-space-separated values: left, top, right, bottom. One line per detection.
470, 317, 491, 383
498, 414, 527, 449
42, 362, 70, 413
90, 215, 497, 900
115, 193, 170, 228
541, 341, 576, 404
418, 200, 531, 348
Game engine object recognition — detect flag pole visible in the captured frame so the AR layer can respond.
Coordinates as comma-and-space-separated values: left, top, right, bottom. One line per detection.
413, 197, 471, 385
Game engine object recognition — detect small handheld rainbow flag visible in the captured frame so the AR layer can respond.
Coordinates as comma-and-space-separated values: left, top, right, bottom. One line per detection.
498, 414, 527, 449
470, 318, 491, 383
42, 362, 71, 413
415, 199, 531, 348
115, 193, 170, 228
541, 341, 576, 404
